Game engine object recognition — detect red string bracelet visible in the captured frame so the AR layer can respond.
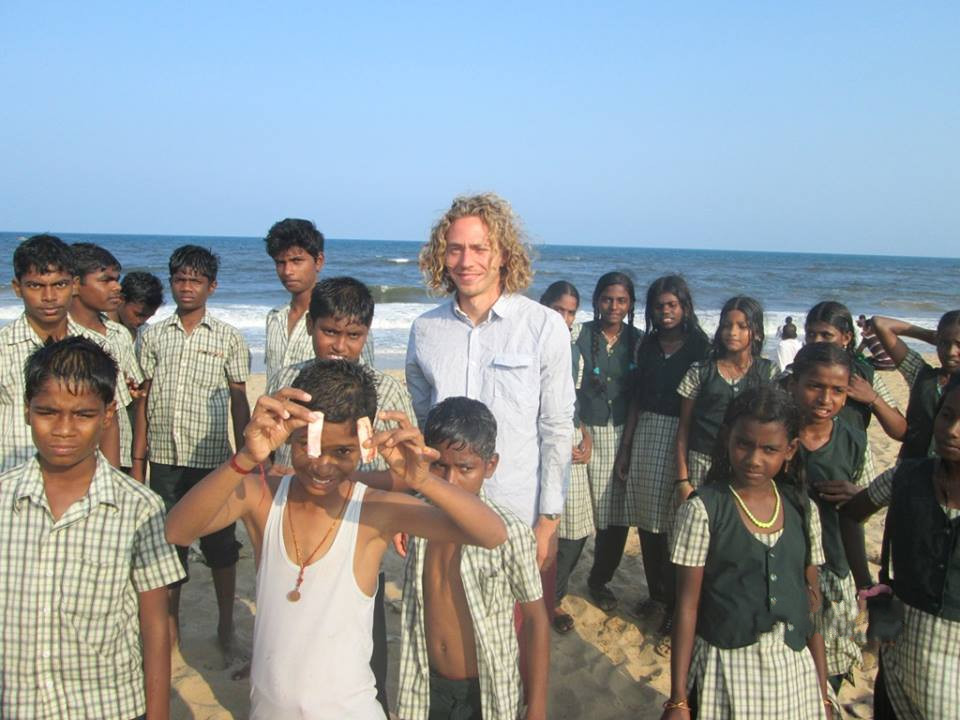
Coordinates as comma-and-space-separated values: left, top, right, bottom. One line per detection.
229, 454, 257, 475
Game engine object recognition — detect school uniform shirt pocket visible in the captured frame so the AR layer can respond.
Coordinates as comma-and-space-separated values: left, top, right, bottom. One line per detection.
193, 346, 227, 388
493, 354, 538, 410
61, 555, 127, 660
479, 567, 511, 616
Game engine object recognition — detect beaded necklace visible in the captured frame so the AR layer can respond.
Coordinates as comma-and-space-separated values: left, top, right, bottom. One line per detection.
286, 483, 352, 602
730, 480, 781, 530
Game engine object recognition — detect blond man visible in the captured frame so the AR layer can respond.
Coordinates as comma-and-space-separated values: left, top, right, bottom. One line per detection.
405, 193, 574, 577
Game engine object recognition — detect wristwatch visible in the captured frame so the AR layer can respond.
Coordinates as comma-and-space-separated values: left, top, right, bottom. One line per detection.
541, 513, 561, 521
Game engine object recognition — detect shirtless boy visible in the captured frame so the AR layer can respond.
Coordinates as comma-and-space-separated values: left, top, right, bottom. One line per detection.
397, 397, 549, 720
165, 360, 506, 719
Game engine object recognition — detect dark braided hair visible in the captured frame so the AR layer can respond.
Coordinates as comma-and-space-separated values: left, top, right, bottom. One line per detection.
589, 272, 637, 392
805, 301, 857, 353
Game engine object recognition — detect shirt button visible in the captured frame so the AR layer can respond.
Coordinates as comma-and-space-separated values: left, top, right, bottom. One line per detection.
787, 623, 794, 631
770, 597, 778, 605
770, 574, 778, 582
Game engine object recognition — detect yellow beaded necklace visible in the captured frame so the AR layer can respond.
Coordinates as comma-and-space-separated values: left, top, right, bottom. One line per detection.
730, 480, 781, 529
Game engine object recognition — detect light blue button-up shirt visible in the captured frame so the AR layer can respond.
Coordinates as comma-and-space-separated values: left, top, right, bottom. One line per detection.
405, 293, 574, 526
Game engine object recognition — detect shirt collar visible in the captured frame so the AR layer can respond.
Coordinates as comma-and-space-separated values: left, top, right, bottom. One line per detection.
163, 311, 211, 332
12, 452, 119, 515
4, 313, 85, 346
449, 293, 515, 325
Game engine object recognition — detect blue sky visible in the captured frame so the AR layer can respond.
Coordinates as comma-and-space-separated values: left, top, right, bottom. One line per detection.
1, 2, 957, 255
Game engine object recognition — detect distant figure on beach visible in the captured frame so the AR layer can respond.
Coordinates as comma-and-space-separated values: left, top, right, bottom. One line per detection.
776, 315, 796, 338
856, 314, 895, 370
773, 321, 804, 371
405, 193, 575, 617
263, 219, 373, 389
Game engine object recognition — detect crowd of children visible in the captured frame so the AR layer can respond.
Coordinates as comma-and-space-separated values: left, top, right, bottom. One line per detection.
0, 228, 958, 719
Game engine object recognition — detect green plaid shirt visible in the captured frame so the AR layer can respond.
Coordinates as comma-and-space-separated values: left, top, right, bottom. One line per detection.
0, 452, 184, 719
0, 313, 86, 473
76, 317, 144, 468
269, 360, 415, 471
139, 312, 249, 467
397, 497, 542, 720
264, 303, 375, 386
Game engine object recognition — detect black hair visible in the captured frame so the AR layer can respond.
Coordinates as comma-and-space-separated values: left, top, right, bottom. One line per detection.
781, 323, 798, 340
71, 242, 121, 279
539, 280, 580, 308
643, 274, 703, 336
937, 310, 960, 335
291, 359, 377, 423
791, 341, 852, 382
784, 316, 793, 324
13, 234, 75, 280
168, 245, 219, 281
805, 301, 857, 353
25, 336, 117, 405
588, 272, 639, 392
936, 371, 960, 413
309, 277, 374, 327
704, 384, 804, 494
121, 271, 165, 309
712, 295, 765, 358
265, 218, 325, 259
424, 396, 498, 461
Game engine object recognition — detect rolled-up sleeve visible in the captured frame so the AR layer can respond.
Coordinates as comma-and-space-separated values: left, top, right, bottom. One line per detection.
405, 321, 433, 428
537, 312, 575, 515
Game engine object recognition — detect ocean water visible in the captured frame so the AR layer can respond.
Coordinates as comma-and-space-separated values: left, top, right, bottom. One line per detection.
2, 232, 957, 371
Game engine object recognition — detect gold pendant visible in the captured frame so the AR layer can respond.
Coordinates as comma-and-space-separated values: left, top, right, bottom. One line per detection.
287, 589, 301, 602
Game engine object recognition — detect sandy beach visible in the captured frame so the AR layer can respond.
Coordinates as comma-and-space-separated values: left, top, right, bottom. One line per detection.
169, 366, 914, 719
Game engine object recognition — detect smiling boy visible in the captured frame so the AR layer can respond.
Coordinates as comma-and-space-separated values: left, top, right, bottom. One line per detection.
398, 397, 549, 720
134, 244, 251, 649
0, 337, 183, 719
164, 359, 506, 719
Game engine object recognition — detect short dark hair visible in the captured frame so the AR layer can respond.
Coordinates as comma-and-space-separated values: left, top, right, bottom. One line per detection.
781, 323, 798, 340
265, 218, 325, 259
13, 234, 75, 280
169, 245, 219, 281
309, 277, 375, 327
424, 397, 498, 461
291, 359, 377, 423
121, 271, 165, 309
791, 341, 852, 380
71, 242, 121, 279
25, 336, 117, 405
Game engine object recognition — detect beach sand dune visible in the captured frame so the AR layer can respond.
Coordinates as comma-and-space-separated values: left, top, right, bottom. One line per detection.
170, 366, 911, 719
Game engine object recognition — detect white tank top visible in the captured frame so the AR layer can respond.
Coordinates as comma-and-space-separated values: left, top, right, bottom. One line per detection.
250, 477, 383, 720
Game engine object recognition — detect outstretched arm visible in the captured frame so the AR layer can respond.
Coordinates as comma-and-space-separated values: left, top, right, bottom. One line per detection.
165, 388, 317, 545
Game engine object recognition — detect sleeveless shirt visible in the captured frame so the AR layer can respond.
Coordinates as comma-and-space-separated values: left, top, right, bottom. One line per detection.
250, 477, 384, 719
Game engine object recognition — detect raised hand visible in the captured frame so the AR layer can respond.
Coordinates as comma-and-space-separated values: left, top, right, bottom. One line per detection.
241, 388, 318, 464
365, 411, 440, 491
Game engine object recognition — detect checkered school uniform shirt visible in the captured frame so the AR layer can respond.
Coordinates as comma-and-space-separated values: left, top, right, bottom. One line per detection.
139, 312, 249, 467
268, 360, 415, 471
397, 496, 543, 720
76, 317, 144, 468
264, 304, 374, 385
0, 313, 86, 473
0, 453, 184, 719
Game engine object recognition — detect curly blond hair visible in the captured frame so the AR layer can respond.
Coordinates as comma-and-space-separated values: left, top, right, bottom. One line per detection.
420, 193, 534, 295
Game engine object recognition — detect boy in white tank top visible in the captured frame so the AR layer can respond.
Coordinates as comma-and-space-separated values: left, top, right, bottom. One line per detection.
164, 359, 508, 720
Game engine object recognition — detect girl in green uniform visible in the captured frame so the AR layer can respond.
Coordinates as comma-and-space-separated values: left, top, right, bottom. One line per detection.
676, 295, 775, 501
789, 342, 873, 692
540, 280, 594, 634
664, 386, 832, 719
